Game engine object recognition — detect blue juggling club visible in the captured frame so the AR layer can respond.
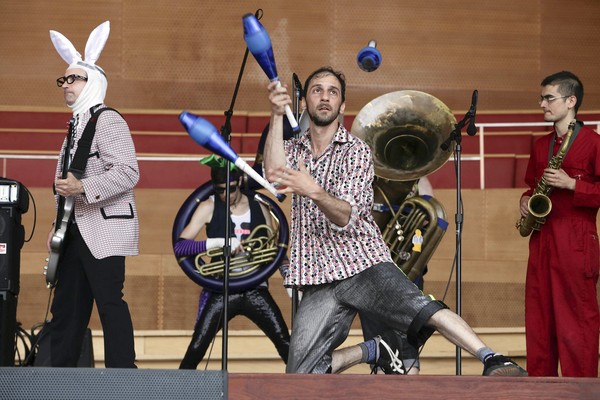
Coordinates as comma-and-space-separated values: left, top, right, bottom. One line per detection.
179, 111, 285, 202
357, 40, 382, 72
242, 13, 300, 133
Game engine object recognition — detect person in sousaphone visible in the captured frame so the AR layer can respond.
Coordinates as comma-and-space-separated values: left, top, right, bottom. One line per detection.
175, 155, 290, 369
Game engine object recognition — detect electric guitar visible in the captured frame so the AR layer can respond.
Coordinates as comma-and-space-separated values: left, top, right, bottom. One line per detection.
44, 196, 74, 288
44, 110, 108, 287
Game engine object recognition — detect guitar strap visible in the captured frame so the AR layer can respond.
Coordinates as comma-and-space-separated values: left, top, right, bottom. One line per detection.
69, 105, 121, 179
55, 106, 121, 228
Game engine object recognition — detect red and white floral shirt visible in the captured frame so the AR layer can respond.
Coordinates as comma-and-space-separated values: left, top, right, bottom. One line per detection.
283, 125, 393, 287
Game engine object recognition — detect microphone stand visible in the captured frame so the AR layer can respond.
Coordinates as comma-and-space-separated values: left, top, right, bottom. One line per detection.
218, 8, 263, 371
289, 73, 302, 324
440, 98, 476, 376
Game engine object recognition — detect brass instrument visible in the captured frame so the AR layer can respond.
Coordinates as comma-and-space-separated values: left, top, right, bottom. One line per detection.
516, 120, 576, 237
351, 90, 456, 181
352, 90, 456, 279
195, 223, 279, 277
172, 183, 289, 293
379, 192, 448, 281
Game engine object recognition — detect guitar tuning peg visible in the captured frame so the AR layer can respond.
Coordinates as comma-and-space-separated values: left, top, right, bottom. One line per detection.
45, 257, 49, 262
43, 265, 48, 271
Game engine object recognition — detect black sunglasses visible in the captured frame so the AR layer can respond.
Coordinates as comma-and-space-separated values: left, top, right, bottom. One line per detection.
56, 74, 88, 87
214, 184, 239, 194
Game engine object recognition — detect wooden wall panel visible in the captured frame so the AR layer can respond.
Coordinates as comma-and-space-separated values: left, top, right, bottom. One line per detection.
13, 187, 536, 331
14, 186, 600, 333
1, 1, 599, 114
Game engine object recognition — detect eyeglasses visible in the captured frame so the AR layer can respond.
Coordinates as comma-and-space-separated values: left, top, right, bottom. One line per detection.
56, 74, 88, 87
538, 95, 570, 105
214, 184, 239, 195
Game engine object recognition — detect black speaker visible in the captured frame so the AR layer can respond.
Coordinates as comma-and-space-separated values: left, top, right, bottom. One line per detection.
0, 368, 227, 400
0, 206, 25, 295
0, 291, 17, 366
0, 178, 28, 295
33, 324, 94, 368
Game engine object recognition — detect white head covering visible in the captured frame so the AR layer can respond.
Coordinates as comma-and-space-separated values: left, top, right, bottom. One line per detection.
50, 21, 110, 115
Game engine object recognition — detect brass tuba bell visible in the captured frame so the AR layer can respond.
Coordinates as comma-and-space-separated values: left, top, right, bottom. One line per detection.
352, 90, 456, 181
352, 90, 456, 280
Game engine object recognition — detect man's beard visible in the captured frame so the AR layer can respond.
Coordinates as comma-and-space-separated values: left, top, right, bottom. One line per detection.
308, 106, 340, 127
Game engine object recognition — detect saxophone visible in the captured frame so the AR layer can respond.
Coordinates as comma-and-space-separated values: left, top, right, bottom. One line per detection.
516, 120, 576, 237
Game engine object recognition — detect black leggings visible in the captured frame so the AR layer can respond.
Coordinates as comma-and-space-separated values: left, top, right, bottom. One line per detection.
179, 287, 290, 369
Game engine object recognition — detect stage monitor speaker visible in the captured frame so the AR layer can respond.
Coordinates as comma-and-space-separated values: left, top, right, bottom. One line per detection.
0, 178, 28, 294
0, 291, 17, 366
0, 367, 227, 400
33, 324, 94, 368
0, 205, 26, 295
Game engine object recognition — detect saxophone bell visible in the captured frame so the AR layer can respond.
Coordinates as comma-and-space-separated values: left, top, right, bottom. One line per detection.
528, 193, 553, 219
516, 193, 552, 237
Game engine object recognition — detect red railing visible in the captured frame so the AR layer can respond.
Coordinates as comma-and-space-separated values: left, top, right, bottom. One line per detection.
1, 109, 599, 189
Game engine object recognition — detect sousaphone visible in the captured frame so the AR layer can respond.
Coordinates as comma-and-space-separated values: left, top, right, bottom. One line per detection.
172, 181, 289, 293
352, 90, 455, 281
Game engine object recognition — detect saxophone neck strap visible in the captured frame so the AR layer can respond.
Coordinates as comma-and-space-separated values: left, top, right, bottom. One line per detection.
547, 120, 582, 163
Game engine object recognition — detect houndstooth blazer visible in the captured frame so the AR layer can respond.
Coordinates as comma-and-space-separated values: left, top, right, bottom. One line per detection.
54, 104, 139, 259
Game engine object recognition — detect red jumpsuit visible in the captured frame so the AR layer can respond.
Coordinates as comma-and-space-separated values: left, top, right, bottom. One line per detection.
522, 124, 600, 377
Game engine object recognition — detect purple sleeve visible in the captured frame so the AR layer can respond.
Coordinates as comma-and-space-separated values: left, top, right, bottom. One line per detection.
174, 238, 207, 258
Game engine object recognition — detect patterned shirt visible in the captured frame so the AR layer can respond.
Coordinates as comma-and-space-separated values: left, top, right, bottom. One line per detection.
283, 124, 393, 287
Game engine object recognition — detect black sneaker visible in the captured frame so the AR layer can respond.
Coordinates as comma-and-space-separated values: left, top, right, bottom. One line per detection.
482, 354, 528, 376
374, 334, 405, 375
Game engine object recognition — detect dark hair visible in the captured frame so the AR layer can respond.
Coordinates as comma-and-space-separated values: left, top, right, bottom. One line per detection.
303, 66, 346, 103
541, 71, 584, 113
210, 166, 241, 185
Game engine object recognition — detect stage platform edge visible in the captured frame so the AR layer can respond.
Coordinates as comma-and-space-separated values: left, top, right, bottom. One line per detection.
229, 373, 600, 400
1, 368, 599, 400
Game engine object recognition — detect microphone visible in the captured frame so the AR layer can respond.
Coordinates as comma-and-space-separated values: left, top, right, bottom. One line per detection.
292, 72, 303, 97
467, 89, 478, 136
357, 40, 382, 72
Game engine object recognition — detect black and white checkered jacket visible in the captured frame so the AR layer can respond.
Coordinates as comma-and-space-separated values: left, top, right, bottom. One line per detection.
54, 105, 139, 259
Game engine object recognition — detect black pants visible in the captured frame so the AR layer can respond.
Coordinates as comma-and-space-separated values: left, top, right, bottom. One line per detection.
49, 224, 136, 368
179, 287, 290, 369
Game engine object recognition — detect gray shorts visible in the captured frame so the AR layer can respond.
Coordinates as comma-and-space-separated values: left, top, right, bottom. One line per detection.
286, 262, 445, 373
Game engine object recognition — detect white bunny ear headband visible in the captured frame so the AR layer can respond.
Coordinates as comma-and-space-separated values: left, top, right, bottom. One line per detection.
49, 20, 110, 77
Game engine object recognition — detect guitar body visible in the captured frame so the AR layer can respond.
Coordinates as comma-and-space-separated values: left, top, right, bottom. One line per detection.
45, 196, 74, 288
